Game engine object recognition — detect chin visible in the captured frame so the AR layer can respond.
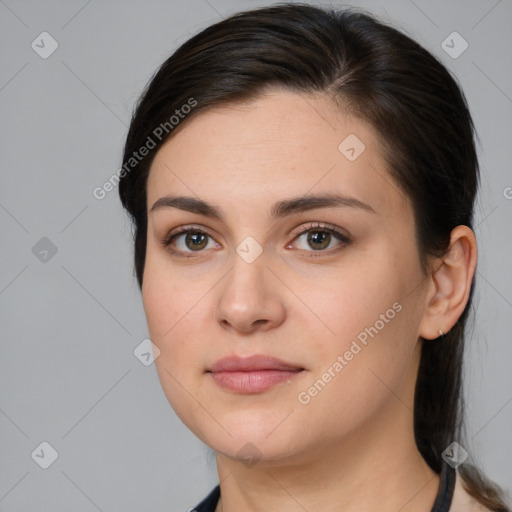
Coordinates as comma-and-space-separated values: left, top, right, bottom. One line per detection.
209, 433, 302, 467
197, 410, 302, 458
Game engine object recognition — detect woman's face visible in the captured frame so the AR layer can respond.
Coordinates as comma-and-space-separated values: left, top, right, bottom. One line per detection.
143, 90, 431, 464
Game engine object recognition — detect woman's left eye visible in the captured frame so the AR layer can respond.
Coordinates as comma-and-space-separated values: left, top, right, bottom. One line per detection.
290, 224, 351, 254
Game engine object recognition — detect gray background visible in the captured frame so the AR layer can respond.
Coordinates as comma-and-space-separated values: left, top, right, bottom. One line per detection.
0, 0, 511, 510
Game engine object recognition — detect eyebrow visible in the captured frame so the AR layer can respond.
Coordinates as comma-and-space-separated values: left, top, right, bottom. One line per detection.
150, 193, 376, 220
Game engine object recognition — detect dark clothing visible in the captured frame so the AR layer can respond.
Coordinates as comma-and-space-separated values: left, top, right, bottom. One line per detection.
192, 484, 220, 512
191, 459, 456, 512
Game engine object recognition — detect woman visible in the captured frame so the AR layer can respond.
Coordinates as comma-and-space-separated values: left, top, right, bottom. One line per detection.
118, 3, 510, 511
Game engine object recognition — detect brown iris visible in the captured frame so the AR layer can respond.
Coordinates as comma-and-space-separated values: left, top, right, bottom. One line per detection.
307, 231, 331, 250
185, 232, 208, 251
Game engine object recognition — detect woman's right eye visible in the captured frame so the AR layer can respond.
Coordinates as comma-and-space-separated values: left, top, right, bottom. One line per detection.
162, 228, 220, 257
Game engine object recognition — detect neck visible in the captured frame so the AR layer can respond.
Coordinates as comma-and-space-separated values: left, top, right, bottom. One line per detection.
215, 410, 439, 512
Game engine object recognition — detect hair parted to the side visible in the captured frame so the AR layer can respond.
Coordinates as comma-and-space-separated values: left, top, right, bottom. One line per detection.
118, 3, 510, 510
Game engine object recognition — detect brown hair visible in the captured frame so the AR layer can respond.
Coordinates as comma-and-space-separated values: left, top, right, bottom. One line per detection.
118, 3, 510, 509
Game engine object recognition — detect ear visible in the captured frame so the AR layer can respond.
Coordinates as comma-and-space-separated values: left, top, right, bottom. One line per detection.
418, 225, 478, 340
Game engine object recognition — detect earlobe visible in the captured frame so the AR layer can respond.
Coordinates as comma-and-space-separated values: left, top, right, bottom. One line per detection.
418, 225, 478, 340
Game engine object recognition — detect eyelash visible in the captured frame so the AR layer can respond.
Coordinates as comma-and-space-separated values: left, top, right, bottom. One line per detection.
161, 222, 351, 259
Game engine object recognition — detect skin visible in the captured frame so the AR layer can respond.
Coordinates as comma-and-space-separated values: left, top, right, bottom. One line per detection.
142, 90, 477, 512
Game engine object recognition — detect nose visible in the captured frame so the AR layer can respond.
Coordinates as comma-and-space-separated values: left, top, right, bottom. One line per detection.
214, 251, 286, 335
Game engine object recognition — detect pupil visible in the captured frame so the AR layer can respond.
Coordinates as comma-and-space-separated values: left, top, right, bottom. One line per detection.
308, 231, 330, 250
186, 232, 207, 250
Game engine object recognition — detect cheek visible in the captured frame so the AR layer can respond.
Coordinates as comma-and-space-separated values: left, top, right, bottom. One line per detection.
142, 276, 203, 360
142, 257, 193, 383
141, 249, 222, 386
295, 302, 414, 439
295, 263, 401, 351
295, 258, 417, 405
142, 266, 212, 435
142, 245, 207, 340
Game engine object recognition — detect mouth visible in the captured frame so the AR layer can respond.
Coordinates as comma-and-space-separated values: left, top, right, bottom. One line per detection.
206, 354, 305, 394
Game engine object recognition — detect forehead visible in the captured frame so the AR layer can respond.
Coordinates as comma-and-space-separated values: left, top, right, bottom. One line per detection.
147, 91, 410, 220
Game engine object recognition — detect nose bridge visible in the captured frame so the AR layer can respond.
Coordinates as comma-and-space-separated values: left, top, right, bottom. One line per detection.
223, 246, 268, 309
224, 230, 268, 291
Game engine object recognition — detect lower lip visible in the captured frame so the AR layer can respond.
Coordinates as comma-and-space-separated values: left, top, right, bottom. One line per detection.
209, 370, 303, 393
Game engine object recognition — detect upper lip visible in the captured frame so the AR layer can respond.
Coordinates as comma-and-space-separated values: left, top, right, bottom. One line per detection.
208, 354, 304, 373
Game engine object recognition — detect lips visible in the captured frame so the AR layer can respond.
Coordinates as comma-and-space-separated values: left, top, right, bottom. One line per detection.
209, 354, 304, 373
207, 355, 305, 394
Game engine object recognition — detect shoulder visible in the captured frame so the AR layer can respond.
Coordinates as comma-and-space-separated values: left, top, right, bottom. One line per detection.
450, 472, 496, 512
